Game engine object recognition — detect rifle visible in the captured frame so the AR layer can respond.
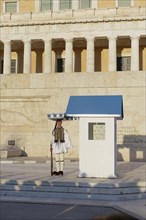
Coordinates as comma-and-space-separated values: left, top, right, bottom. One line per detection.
50, 143, 53, 176
50, 120, 57, 176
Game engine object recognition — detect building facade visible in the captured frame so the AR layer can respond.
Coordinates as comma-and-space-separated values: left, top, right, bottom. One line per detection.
0, 0, 146, 161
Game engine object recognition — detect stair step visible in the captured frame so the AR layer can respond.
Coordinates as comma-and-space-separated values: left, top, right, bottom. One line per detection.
1, 184, 146, 195
0, 189, 145, 201
0, 179, 145, 201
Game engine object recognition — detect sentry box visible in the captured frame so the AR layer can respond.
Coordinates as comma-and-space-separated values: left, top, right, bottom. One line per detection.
66, 95, 123, 178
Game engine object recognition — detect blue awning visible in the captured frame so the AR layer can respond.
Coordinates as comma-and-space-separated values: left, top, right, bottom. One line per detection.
65, 95, 123, 119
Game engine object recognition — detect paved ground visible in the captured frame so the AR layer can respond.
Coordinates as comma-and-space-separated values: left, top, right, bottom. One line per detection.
0, 201, 129, 220
0, 157, 146, 220
1, 158, 145, 184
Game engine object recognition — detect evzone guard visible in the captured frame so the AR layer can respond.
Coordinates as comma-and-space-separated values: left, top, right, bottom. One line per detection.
50, 119, 72, 176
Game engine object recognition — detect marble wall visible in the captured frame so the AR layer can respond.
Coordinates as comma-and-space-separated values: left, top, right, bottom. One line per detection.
0, 71, 145, 161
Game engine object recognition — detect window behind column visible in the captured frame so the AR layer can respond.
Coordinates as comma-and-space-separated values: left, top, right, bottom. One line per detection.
5, 1, 17, 13
0, 60, 3, 74
11, 59, 16, 73
118, 0, 131, 7
57, 58, 65, 72
60, 0, 72, 10
79, 0, 91, 9
117, 57, 131, 71
40, 0, 52, 11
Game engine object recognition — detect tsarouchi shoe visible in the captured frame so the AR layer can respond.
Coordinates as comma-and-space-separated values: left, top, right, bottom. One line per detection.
52, 171, 59, 175
59, 171, 63, 175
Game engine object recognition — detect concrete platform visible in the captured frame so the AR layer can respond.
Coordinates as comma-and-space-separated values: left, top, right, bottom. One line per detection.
0, 148, 22, 158
0, 158, 146, 219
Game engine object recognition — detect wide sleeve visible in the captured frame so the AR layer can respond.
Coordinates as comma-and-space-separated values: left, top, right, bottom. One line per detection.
64, 129, 72, 149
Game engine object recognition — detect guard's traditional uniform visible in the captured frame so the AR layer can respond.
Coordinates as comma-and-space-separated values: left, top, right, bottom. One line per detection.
51, 121, 72, 175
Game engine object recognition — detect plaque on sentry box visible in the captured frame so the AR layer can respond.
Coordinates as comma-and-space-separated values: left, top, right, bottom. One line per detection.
93, 123, 105, 140
88, 123, 105, 140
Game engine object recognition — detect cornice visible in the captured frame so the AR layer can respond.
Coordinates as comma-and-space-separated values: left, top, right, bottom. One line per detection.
0, 16, 145, 28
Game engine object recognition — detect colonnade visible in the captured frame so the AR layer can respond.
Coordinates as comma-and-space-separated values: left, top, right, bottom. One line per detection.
2, 35, 140, 74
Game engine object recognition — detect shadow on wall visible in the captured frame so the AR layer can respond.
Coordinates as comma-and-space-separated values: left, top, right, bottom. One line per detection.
117, 135, 146, 162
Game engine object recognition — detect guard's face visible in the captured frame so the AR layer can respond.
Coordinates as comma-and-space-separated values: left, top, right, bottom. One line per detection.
57, 120, 62, 127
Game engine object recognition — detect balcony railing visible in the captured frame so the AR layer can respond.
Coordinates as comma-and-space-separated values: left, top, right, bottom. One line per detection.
0, 7, 145, 25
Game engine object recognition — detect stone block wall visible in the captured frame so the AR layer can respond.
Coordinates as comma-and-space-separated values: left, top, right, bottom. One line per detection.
0, 71, 145, 161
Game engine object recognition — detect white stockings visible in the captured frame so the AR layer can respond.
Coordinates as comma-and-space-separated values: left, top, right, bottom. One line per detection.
55, 153, 64, 172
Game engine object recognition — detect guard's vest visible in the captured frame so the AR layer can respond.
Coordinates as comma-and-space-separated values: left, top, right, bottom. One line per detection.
54, 127, 64, 142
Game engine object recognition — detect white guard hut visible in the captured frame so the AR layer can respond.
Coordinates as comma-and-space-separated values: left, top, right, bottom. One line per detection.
65, 95, 123, 178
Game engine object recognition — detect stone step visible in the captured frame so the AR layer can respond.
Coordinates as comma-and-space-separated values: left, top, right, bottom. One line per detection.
0, 189, 145, 201
1, 183, 146, 195
0, 179, 146, 201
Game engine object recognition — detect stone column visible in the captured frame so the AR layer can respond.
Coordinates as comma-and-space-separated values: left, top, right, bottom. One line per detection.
108, 37, 117, 72
75, 49, 82, 72
3, 41, 11, 74
53, 0, 59, 11
131, 36, 139, 71
35, 0, 40, 12
86, 37, 95, 73
44, 39, 52, 73
72, 0, 79, 10
131, 0, 134, 6
65, 38, 73, 73
23, 40, 31, 74
91, 0, 98, 8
